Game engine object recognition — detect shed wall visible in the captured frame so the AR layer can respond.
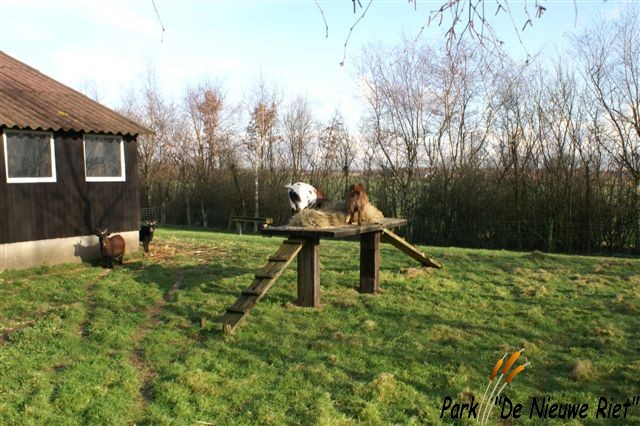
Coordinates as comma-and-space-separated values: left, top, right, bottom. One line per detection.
0, 129, 140, 244
0, 231, 139, 271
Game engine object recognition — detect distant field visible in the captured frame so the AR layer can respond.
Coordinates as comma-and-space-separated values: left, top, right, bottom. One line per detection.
1, 227, 639, 425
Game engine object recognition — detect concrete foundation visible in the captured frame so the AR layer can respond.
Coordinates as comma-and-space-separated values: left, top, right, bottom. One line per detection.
0, 231, 139, 272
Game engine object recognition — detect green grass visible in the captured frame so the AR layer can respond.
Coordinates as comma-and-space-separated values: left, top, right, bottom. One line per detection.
1, 227, 639, 425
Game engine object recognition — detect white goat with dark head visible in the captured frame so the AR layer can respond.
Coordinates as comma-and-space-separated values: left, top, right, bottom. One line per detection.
286, 182, 325, 214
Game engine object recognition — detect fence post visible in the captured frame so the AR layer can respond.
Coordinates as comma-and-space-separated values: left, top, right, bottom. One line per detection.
161, 202, 166, 226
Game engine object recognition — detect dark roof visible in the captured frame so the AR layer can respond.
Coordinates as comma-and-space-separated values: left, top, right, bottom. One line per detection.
0, 50, 149, 136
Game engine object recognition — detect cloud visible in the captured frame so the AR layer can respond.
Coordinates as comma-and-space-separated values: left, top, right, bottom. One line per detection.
50, 49, 139, 107
1, 19, 51, 43
77, 0, 159, 39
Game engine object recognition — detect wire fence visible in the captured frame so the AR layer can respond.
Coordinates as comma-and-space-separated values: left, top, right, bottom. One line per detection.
140, 204, 638, 256
408, 218, 638, 255
140, 205, 165, 225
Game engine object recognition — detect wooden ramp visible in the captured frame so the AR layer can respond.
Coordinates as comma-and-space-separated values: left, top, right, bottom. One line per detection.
381, 229, 442, 269
222, 238, 304, 334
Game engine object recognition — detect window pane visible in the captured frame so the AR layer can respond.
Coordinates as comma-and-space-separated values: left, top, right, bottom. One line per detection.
6, 132, 52, 178
85, 136, 122, 177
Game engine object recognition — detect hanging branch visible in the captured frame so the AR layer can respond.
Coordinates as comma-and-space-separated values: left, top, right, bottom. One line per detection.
314, 0, 329, 39
151, 0, 166, 43
340, 0, 374, 66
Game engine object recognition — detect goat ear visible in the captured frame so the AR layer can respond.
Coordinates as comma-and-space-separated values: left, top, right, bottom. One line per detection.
95, 228, 102, 235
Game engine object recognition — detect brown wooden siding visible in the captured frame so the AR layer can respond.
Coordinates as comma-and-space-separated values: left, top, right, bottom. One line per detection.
0, 129, 139, 244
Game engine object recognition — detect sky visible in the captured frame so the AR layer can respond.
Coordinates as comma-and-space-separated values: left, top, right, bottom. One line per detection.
0, 0, 630, 130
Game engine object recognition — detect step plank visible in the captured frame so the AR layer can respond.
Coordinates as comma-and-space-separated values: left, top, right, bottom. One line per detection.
381, 229, 442, 268
222, 238, 305, 334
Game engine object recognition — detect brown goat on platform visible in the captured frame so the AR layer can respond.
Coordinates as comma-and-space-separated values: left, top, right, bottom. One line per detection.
95, 228, 125, 268
346, 183, 369, 225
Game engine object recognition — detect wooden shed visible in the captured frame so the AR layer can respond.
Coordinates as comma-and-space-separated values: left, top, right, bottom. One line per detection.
0, 50, 149, 271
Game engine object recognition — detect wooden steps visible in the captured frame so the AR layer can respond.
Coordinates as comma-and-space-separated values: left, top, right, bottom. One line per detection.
222, 238, 304, 334
381, 229, 442, 269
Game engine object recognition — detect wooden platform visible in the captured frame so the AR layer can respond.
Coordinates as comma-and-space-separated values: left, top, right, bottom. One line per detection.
261, 218, 408, 239
222, 218, 441, 334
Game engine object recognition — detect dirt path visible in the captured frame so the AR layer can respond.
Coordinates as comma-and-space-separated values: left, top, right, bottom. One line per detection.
79, 269, 112, 338
1, 322, 34, 346
129, 270, 188, 407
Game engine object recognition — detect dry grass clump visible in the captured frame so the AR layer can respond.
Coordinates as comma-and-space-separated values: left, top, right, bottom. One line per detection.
623, 360, 640, 382
400, 295, 415, 304
289, 204, 384, 228
328, 288, 359, 308
519, 340, 540, 354
327, 354, 339, 364
333, 297, 359, 309
362, 319, 376, 331
427, 324, 468, 343
402, 267, 433, 279
520, 284, 549, 297
369, 373, 399, 403
570, 359, 594, 382
457, 389, 476, 405
524, 250, 546, 260
592, 325, 620, 347
613, 293, 640, 314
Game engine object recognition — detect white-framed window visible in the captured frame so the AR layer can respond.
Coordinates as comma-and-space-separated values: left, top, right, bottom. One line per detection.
2, 129, 57, 183
83, 134, 126, 182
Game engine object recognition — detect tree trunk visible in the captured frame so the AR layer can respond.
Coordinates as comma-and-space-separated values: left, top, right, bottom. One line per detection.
585, 164, 592, 254
254, 161, 259, 233
635, 180, 640, 255
547, 219, 554, 252
200, 200, 208, 228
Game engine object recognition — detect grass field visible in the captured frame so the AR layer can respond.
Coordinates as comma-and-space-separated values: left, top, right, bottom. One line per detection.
1, 227, 639, 425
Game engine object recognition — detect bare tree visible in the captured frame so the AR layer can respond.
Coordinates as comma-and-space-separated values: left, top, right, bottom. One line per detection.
492, 68, 539, 249
183, 81, 236, 227
245, 79, 280, 222
358, 39, 435, 219
319, 111, 356, 197
282, 96, 315, 182
575, 6, 640, 252
78, 78, 102, 102
335, 0, 561, 65
120, 66, 180, 208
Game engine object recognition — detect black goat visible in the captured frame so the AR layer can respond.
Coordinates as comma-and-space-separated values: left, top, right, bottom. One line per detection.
95, 228, 125, 268
139, 221, 157, 253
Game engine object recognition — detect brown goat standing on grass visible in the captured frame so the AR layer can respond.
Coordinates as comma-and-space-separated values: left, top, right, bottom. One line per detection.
346, 183, 369, 225
95, 228, 125, 268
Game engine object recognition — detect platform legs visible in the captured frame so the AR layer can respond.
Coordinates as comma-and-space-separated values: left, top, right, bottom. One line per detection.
359, 230, 381, 293
297, 237, 320, 307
